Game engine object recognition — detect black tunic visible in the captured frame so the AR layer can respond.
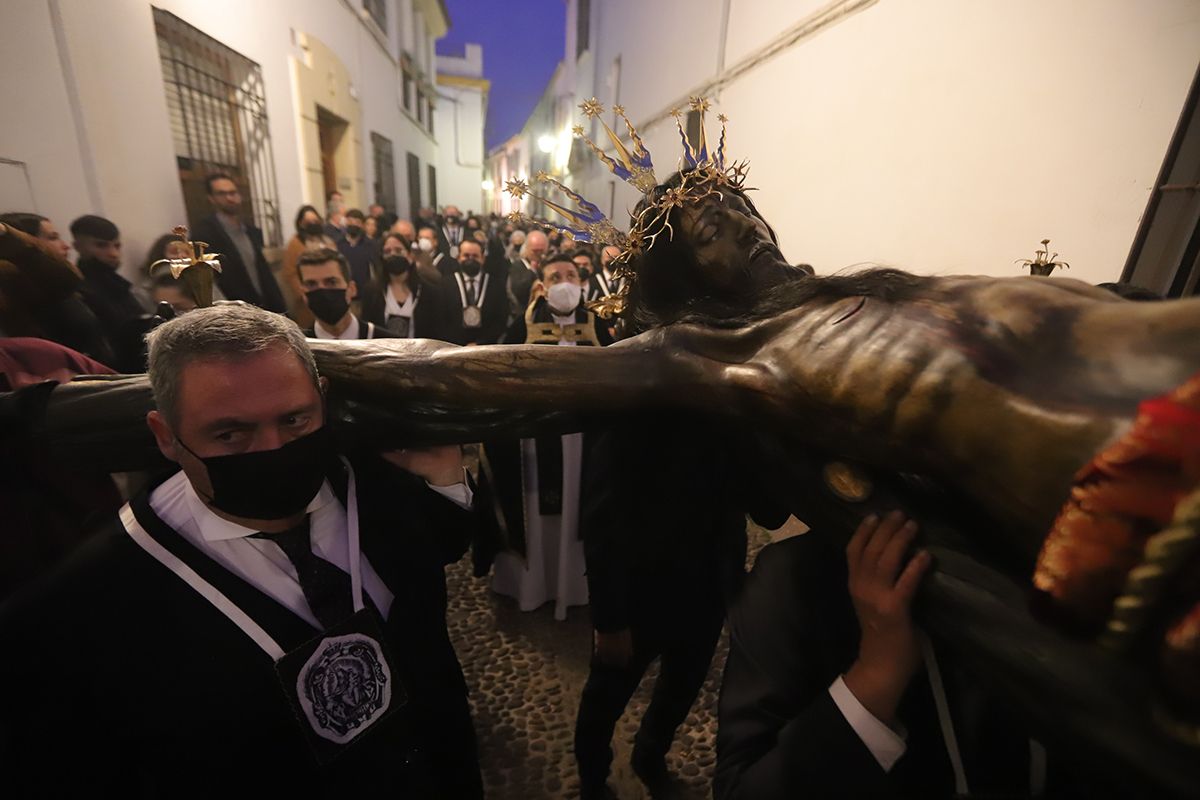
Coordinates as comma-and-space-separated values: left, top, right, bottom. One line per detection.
0, 453, 482, 798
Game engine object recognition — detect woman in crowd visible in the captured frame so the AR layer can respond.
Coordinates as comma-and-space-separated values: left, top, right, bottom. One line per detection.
281, 205, 335, 328
360, 231, 444, 339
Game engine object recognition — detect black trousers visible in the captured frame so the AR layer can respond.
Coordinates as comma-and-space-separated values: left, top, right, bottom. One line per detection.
574, 591, 726, 786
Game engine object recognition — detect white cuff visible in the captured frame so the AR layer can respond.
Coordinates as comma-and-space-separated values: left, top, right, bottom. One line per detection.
828, 675, 907, 772
427, 469, 473, 509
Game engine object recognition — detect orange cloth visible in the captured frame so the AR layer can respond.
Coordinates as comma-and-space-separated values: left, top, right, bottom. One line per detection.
1033, 371, 1200, 632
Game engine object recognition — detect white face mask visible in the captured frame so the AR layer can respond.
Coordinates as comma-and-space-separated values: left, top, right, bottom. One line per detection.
547, 281, 582, 315
418, 238, 435, 252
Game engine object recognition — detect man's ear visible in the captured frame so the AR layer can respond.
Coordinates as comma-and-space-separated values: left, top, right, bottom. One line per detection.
146, 410, 181, 463
319, 375, 330, 394
347, 280, 357, 302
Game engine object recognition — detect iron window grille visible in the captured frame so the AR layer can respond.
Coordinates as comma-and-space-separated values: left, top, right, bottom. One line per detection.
153, 7, 282, 246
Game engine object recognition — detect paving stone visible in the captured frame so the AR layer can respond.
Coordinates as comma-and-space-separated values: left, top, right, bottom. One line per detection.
445, 516, 773, 798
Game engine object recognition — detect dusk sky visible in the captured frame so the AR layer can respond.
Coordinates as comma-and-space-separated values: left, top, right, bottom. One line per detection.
438, 0, 565, 151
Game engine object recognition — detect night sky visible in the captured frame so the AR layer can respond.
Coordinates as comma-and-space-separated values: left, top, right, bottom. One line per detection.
438, 0, 566, 151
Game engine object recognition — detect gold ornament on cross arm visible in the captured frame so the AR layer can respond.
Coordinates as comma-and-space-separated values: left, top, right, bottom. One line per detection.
149, 225, 223, 308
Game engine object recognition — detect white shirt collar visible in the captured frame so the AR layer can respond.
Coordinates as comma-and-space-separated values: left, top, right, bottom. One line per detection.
313, 313, 359, 340
182, 475, 338, 542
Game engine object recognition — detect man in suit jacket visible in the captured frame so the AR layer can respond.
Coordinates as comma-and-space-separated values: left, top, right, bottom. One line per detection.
296, 247, 396, 340
418, 225, 457, 278
0, 303, 482, 797
716, 514, 1108, 799
190, 173, 287, 313
506, 229, 548, 320
438, 205, 466, 259
441, 239, 507, 346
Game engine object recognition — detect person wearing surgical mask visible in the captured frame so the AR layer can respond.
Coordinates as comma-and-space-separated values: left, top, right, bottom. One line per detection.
417, 225, 453, 277
297, 248, 395, 340
484, 254, 611, 630
502, 254, 613, 347
360, 233, 444, 340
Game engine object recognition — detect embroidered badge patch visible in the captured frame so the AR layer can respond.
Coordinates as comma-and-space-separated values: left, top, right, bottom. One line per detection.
297, 633, 392, 744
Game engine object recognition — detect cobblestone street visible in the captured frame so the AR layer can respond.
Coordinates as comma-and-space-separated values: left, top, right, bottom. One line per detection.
447, 520, 794, 799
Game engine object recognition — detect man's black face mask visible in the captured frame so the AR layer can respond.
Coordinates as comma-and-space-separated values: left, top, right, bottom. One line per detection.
305, 288, 350, 326
179, 424, 335, 520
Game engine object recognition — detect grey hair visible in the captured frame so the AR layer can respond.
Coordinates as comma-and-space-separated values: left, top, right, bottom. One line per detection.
520, 230, 546, 258
145, 304, 319, 427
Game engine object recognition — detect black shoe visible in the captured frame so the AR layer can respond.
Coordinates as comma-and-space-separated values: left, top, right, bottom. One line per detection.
631, 750, 680, 799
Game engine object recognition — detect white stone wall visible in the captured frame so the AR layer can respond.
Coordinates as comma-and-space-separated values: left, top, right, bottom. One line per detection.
560, 0, 1199, 284
436, 45, 488, 213
0, 0, 465, 278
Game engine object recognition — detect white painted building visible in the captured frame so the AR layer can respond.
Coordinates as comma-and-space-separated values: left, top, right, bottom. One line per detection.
435, 43, 489, 214
0, 0, 484, 279
519, 0, 1200, 289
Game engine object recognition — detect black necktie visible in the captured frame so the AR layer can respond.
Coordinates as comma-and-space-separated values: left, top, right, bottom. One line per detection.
255, 517, 353, 629
465, 277, 478, 306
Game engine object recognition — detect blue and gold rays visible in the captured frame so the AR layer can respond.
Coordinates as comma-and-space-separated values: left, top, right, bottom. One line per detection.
577, 98, 658, 194
503, 96, 750, 318
505, 173, 628, 249
671, 96, 730, 170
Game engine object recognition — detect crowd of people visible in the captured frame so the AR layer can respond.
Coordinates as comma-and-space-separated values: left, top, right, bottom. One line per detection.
0, 168, 1146, 800
0, 173, 717, 799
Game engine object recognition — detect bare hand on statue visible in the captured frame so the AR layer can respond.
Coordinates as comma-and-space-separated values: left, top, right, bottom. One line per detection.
381, 444, 465, 487
842, 511, 933, 726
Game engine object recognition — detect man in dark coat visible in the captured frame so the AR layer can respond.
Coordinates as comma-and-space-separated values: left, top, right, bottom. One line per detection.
296, 248, 397, 341
0, 303, 483, 797
505, 229, 548, 320
440, 239, 508, 346
190, 173, 287, 313
716, 514, 1114, 800
574, 410, 788, 799
69, 214, 150, 371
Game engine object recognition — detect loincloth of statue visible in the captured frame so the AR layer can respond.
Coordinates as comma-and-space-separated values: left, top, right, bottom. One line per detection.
16, 267, 1200, 797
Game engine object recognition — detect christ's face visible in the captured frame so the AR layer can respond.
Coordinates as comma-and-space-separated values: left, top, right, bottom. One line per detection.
676, 191, 781, 293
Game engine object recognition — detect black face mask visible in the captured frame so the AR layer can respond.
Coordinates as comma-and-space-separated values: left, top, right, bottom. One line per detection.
382, 255, 411, 276
302, 222, 324, 237
179, 425, 335, 520
305, 288, 350, 326
345, 225, 363, 239
459, 258, 481, 277
446, 216, 460, 225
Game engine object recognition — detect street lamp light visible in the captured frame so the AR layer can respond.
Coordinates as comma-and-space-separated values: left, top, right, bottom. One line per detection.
537, 133, 556, 154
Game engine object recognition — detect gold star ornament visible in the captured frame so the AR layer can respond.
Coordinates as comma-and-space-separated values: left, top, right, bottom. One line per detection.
579, 97, 605, 118
504, 177, 530, 199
